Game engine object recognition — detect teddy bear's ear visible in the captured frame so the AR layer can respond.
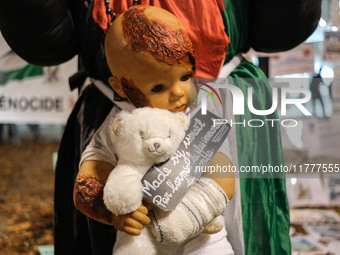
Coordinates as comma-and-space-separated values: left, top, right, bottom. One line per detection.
112, 118, 122, 135
175, 112, 190, 131
112, 110, 132, 135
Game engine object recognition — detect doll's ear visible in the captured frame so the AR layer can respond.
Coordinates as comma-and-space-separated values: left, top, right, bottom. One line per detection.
175, 113, 190, 131
112, 118, 122, 135
109, 76, 127, 99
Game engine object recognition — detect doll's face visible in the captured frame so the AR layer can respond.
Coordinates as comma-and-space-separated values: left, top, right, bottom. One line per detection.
110, 55, 192, 112
105, 5, 196, 112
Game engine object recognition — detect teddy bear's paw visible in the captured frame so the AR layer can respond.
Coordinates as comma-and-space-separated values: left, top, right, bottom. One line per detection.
104, 174, 144, 214
103, 186, 143, 215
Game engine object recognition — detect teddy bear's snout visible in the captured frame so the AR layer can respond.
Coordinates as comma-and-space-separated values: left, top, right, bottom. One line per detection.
147, 141, 163, 153
143, 138, 168, 157
153, 143, 160, 149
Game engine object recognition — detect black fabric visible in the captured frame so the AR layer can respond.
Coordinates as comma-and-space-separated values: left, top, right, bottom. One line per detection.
0, 0, 322, 81
0, 0, 78, 66
0, 0, 111, 84
54, 84, 116, 255
249, 0, 321, 52
69, 70, 88, 91
68, 0, 113, 84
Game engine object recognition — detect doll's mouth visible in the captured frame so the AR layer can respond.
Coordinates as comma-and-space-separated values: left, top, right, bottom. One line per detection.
172, 104, 186, 112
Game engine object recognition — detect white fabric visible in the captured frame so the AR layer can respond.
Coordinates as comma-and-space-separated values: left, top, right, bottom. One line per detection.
155, 228, 234, 255
79, 105, 121, 168
217, 54, 242, 79
195, 85, 245, 255
218, 63, 245, 255
148, 177, 229, 245
220, 90, 244, 255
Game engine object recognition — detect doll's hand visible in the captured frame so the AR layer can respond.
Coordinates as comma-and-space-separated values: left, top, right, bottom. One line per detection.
113, 204, 151, 236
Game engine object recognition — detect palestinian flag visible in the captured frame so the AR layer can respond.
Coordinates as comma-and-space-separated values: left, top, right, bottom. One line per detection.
0, 61, 43, 85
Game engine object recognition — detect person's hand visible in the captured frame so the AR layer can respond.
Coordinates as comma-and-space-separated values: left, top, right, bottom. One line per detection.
112, 204, 151, 235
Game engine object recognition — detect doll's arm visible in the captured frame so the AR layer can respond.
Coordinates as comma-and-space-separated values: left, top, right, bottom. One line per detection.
204, 152, 235, 200
0, 0, 78, 66
74, 160, 151, 236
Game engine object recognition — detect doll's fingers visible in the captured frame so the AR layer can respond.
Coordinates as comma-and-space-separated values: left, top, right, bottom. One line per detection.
136, 204, 148, 215
123, 226, 141, 236
130, 210, 151, 225
125, 217, 144, 230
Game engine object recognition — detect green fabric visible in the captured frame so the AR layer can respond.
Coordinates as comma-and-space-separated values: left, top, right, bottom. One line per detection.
222, 0, 250, 63
222, 1, 291, 254
229, 61, 291, 255
0, 64, 43, 85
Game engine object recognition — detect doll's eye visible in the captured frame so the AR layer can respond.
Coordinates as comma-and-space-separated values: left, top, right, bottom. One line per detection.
180, 74, 191, 82
151, 84, 164, 92
139, 131, 145, 139
168, 132, 171, 138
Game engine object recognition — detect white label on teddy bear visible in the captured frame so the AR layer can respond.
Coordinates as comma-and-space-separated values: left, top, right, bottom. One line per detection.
142, 110, 231, 211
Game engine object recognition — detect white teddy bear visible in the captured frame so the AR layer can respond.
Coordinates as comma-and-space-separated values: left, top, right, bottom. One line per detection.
103, 107, 189, 254
103, 107, 228, 255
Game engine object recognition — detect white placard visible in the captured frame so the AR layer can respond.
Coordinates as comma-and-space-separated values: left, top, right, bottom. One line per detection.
286, 177, 329, 207
0, 58, 78, 124
323, 31, 340, 61
316, 115, 340, 157
280, 117, 320, 156
331, 67, 340, 100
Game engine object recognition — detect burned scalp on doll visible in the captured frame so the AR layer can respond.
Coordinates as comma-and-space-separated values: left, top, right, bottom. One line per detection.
121, 77, 151, 108
74, 175, 113, 221
122, 6, 196, 71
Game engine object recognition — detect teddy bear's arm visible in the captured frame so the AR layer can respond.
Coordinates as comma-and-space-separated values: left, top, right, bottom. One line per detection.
103, 165, 145, 215
74, 160, 151, 235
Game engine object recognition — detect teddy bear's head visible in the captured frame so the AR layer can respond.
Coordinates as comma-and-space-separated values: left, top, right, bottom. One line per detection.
111, 107, 189, 167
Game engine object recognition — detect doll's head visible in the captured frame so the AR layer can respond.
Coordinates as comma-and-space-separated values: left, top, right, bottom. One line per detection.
105, 5, 196, 112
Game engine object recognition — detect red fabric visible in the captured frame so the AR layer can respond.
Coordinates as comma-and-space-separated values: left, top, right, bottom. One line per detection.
92, 0, 230, 78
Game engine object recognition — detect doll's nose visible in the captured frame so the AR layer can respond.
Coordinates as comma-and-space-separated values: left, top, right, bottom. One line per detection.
170, 84, 184, 101
154, 143, 161, 149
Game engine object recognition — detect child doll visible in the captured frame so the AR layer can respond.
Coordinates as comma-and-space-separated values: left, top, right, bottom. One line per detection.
74, 5, 235, 254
